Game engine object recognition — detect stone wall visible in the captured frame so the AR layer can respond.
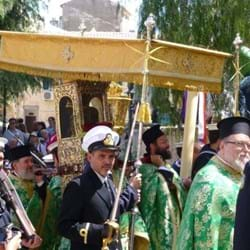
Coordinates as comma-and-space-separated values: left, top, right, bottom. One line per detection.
61, 0, 124, 31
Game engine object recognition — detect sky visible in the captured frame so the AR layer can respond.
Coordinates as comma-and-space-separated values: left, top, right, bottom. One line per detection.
44, 0, 142, 32
46, 0, 67, 19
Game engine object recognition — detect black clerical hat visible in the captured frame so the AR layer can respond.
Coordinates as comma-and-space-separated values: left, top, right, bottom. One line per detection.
217, 117, 250, 139
142, 124, 164, 146
9, 145, 32, 162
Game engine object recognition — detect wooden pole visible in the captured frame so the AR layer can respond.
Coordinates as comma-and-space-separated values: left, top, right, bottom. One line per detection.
180, 91, 199, 178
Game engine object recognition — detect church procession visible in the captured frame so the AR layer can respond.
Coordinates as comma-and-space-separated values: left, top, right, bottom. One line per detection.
0, 1, 250, 250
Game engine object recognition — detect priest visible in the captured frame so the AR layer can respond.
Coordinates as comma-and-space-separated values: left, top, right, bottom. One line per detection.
176, 117, 250, 249
9, 145, 61, 250
139, 125, 187, 250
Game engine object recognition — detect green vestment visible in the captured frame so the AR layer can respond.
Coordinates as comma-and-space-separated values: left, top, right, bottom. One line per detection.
112, 168, 150, 250
176, 156, 242, 250
138, 163, 186, 250
10, 174, 62, 250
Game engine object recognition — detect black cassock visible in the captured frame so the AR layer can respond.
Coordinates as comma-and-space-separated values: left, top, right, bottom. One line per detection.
58, 165, 137, 250
234, 161, 250, 250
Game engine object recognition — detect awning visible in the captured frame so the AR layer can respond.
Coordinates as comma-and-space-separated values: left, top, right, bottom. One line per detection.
0, 31, 231, 93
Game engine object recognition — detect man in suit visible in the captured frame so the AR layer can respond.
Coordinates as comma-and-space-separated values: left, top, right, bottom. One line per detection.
192, 123, 220, 179
240, 75, 250, 119
58, 125, 141, 250
234, 160, 250, 250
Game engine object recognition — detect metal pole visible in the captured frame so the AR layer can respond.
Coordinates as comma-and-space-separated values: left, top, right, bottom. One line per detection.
128, 14, 156, 250
128, 84, 135, 161
233, 33, 243, 116
2, 82, 7, 134
110, 103, 140, 221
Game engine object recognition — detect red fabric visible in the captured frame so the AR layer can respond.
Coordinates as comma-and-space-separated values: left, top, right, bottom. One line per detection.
141, 154, 152, 164
82, 122, 113, 132
46, 134, 58, 152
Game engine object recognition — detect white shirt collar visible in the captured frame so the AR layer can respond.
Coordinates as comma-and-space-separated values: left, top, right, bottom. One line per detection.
93, 170, 107, 184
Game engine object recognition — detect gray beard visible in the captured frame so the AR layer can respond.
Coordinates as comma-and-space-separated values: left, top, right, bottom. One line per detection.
233, 158, 249, 171
17, 170, 34, 180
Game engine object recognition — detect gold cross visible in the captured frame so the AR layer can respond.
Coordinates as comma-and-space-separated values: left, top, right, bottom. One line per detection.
62, 45, 74, 63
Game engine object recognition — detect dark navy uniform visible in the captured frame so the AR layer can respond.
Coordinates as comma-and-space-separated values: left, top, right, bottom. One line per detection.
58, 165, 137, 250
0, 198, 11, 243
234, 161, 250, 250
191, 144, 217, 179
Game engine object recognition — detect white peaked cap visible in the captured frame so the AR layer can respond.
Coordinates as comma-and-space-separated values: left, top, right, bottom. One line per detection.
42, 154, 54, 163
207, 123, 218, 131
0, 137, 8, 149
82, 125, 120, 152
175, 142, 183, 148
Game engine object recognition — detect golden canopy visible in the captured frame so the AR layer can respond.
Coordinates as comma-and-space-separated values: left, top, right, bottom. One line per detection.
0, 31, 231, 93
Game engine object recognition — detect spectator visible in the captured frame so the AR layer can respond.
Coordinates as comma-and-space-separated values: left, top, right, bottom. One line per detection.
3, 118, 25, 146
16, 118, 29, 143
4, 138, 18, 161
46, 117, 56, 137
40, 129, 49, 148
28, 132, 47, 157
37, 122, 46, 137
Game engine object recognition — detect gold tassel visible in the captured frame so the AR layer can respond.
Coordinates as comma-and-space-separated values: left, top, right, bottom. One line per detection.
137, 102, 152, 123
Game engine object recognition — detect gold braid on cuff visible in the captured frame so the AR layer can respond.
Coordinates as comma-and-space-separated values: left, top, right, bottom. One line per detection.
79, 223, 90, 244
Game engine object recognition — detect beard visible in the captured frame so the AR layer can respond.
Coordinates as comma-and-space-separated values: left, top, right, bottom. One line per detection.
17, 168, 34, 180
155, 148, 172, 160
233, 154, 250, 171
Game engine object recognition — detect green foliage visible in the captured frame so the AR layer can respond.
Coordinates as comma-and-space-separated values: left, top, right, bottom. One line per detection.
139, 0, 250, 124
0, 0, 15, 20
0, 0, 48, 108
0, 72, 42, 104
0, 0, 44, 31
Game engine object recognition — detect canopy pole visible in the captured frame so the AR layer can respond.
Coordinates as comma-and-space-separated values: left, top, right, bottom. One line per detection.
180, 91, 199, 178
233, 33, 243, 116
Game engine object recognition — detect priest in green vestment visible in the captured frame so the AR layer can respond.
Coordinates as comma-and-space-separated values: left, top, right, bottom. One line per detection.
9, 145, 62, 250
139, 125, 187, 250
177, 117, 250, 250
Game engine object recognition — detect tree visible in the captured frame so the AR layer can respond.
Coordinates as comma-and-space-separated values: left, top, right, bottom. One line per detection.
0, 0, 45, 31
138, 0, 250, 124
0, 0, 49, 131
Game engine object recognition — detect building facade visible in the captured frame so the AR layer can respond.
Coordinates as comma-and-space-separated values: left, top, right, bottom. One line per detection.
5, 0, 135, 131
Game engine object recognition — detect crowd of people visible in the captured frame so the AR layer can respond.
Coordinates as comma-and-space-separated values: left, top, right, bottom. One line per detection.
0, 115, 249, 250
1, 117, 56, 160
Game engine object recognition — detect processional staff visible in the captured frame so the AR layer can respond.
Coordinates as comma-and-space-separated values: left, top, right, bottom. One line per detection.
101, 102, 140, 250
102, 13, 155, 250
233, 33, 243, 116
128, 13, 156, 250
